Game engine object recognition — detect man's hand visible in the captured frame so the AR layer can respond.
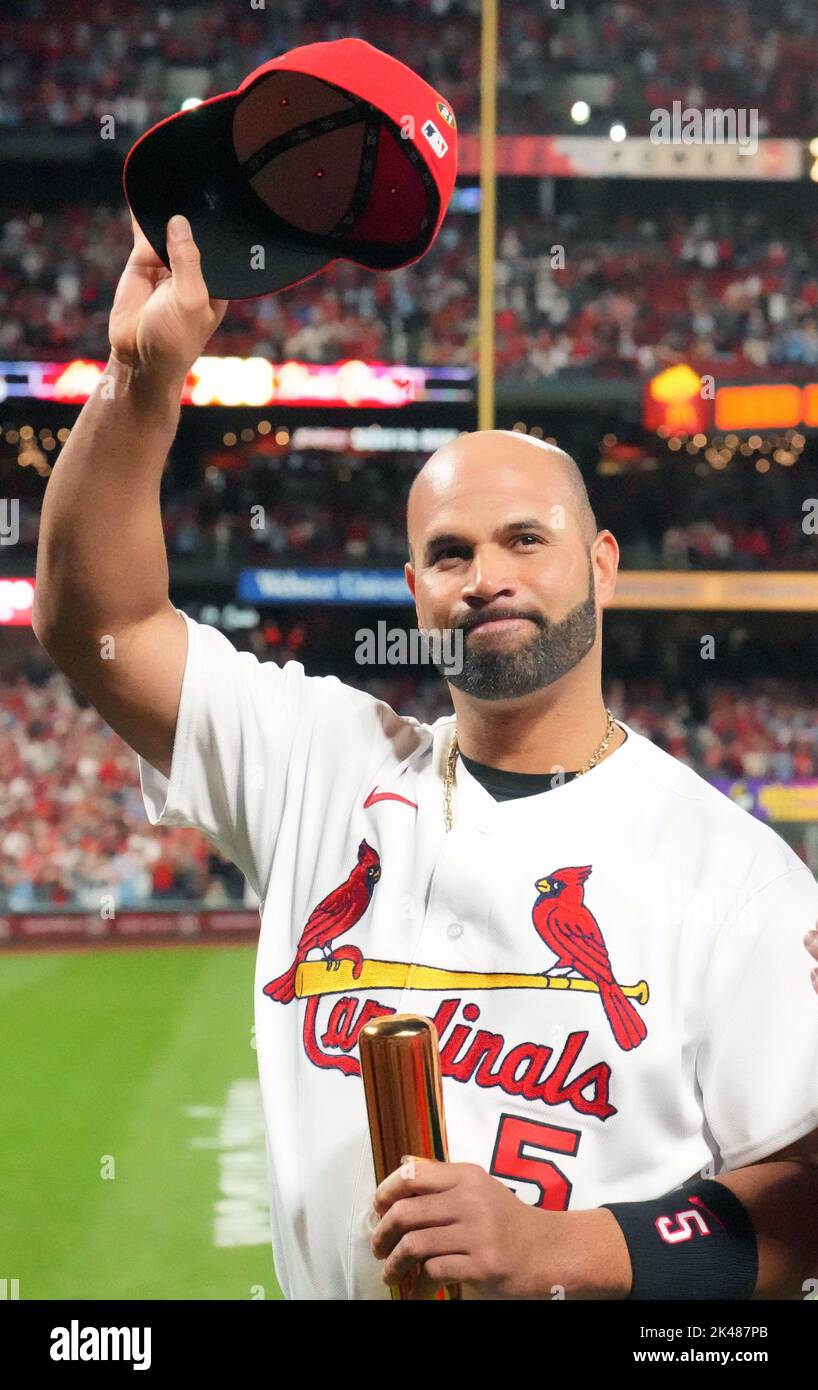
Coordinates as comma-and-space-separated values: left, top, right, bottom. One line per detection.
108, 213, 228, 386
370, 1156, 561, 1299
805, 922, 818, 993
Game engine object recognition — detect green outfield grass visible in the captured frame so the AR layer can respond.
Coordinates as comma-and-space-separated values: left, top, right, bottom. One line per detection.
1, 944, 284, 1301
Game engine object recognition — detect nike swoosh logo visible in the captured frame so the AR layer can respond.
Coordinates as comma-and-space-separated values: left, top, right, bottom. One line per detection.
363, 787, 418, 811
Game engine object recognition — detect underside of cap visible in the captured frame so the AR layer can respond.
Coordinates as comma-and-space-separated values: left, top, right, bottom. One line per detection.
123, 64, 442, 299
123, 91, 335, 299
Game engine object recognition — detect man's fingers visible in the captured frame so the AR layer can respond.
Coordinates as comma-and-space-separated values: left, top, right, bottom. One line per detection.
374, 1157, 464, 1216
110, 246, 161, 321
209, 295, 230, 327
128, 209, 164, 267
129, 208, 144, 245
371, 1192, 457, 1259
166, 214, 209, 302
413, 1255, 470, 1294
381, 1224, 467, 1287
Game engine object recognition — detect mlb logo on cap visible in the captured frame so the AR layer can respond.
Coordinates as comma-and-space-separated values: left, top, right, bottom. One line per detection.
123, 38, 459, 301
421, 119, 449, 160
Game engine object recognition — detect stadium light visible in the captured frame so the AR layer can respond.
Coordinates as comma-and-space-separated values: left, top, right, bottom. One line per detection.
570, 100, 591, 125
609, 123, 627, 142
180, 97, 202, 111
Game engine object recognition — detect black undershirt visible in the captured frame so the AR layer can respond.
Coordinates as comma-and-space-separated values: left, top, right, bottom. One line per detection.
458, 752, 579, 802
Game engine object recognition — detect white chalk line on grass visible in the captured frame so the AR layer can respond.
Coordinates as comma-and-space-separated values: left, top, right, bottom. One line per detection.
184, 1079, 271, 1248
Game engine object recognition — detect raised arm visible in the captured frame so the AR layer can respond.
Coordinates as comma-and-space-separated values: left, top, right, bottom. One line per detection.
32, 214, 228, 778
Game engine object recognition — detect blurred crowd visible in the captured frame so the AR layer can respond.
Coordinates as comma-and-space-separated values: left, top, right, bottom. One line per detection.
653, 518, 814, 569
0, 653, 247, 913
158, 447, 818, 571
1, 647, 816, 911
493, 207, 818, 382
6, 199, 818, 380
5, 0, 818, 137
607, 676, 818, 781
9, 440, 816, 571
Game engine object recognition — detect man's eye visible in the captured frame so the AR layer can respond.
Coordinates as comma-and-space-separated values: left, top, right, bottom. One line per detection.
434, 546, 469, 562
514, 534, 542, 547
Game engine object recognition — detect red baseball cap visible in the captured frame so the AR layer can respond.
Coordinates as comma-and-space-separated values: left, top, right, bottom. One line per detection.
123, 38, 458, 300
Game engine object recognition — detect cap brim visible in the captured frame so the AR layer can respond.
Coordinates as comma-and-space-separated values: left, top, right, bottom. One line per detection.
123, 93, 335, 300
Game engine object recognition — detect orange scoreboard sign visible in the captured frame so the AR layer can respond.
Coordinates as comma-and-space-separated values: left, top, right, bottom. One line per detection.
643, 366, 818, 434
714, 382, 818, 430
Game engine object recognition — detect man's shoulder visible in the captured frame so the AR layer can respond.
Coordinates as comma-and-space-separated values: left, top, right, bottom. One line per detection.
276, 661, 447, 761
184, 610, 444, 761
622, 724, 806, 875
289, 665, 440, 731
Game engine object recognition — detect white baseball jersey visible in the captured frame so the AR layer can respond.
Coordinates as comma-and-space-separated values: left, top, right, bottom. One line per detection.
139, 610, 818, 1300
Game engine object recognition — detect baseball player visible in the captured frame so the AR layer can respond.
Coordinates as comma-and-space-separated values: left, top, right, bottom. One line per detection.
34, 216, 818, 1300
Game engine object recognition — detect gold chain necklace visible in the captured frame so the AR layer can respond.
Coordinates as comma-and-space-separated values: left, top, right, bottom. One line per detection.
443, 708, 617, 833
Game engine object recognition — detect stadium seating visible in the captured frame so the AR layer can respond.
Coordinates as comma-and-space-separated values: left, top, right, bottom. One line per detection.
5, 200, 818, 379
5, 0, 818, 137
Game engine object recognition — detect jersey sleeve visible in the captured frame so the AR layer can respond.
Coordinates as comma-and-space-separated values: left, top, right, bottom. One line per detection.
696, 864, 818, 1169
137, 609, 421, 899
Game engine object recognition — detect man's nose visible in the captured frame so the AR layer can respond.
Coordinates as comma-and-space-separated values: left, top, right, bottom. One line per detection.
460, 547, 516, 602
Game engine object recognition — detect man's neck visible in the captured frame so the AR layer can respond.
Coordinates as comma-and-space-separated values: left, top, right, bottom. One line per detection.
450, 685, 624, 775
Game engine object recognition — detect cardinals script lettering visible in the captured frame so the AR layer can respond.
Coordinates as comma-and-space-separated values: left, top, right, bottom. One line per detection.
302, 993, 616, 1121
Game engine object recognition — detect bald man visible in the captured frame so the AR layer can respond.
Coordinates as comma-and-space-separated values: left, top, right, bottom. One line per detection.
35, 220, 818, 1301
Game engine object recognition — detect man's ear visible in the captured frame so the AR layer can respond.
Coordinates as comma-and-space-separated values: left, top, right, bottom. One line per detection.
404, 562, 424, 631
592, 531, 620, 608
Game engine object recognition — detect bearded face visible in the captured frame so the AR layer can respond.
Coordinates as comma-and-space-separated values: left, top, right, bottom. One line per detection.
437, 555, 597, 701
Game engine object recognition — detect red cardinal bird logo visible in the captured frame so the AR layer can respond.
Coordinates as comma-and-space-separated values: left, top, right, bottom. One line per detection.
532, 865, 647, 1051
263, 840, 381, 1005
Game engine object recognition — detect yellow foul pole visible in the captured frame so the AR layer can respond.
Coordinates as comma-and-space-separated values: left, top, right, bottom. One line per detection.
478, 0, 498, 432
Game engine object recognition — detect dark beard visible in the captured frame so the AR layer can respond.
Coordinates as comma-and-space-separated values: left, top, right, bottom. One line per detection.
440, 558, 597, 701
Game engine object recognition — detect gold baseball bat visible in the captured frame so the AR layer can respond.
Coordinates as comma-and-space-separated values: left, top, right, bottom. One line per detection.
359, 1013, 461, 1302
